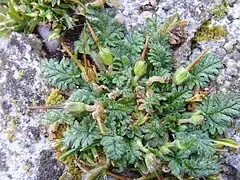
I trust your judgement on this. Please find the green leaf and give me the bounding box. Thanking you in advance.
[182,155,220,177]
[189,54,222,87]
[62,117,101,149]
[141,120,165,148]
[85,165,107,180]
[124,140,142,164]
[68,88,95,104]
[114,30,145,62]
[168,158,182,176]
[58,148,79,160]
[100,135,126,160]
[214,138,239,149]
[85,7,124,48]
[43,110,75,125]
[175,131,215,156]
[41,58,84,90]
[163,86,192,114]
[197,93,240,134]
[8,1,23,22]
[124,31,145,54]
[148,44,172,73]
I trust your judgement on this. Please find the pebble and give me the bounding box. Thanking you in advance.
[115,14,125,24]
[224,41,235,52]
[215,0,223,5]
[138,11,153,24]
[37,25,60,53]
[150,0,157,7]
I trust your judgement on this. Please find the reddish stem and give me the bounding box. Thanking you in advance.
[186,48,209,71]
[86,20,102,50]
[27,105,64,110]
[141,35,149,60]
[107,170,129,180]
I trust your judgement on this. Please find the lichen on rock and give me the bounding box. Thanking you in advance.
[194,20,227,42]
[0,33,64,179]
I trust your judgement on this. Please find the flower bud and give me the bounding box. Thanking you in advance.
[99,48,113,65]
[64,102,86,114]
[191,111,204,125]
[159,145,171,155]
[177,125,188,132]
[173,67,190,85]
[122,55,129,65]
[134,61,147,77]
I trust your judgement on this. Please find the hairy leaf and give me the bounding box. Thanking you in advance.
[182,155,220,177]
[100,135,126,160]
[189,54,222,87]
[41,58,83,90]
[162,86,192,114]
[197,93,240,134]
[125,140,142,164]
[175,131,215,156]
[43,110,75,125]
[68,88,95,104]
[62,117,101,149]
[142,120,165,148]
[148,44,172,73]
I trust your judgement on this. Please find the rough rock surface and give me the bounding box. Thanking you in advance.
[0,0,240,179]
[0,33,64,179]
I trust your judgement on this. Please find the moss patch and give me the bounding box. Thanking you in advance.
[45,88,64,106]
[194,21,227,42]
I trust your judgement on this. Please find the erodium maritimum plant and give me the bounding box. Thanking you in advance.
[28,5,240,180]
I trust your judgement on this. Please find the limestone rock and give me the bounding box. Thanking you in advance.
[0,33,64,179]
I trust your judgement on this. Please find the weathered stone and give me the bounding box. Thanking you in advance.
[0,33,63,179]
[224,41,235,52]
[36,150,65,180]
[115,13,125,24]
[149,0,157,7]
[37,25,60,53]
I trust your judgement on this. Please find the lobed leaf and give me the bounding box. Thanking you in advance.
[189,54,222,87]
[100,135,126,160]
[62,117,101,149]
[43,110,75,125]
[41,58,84,90]
[197,93,240,134]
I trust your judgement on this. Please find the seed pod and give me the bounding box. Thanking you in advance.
[173,67,190,85]
[64,102,86,114]
[122,55,129,65]
[177,125,188,132]
[160,145,171,155]
[134,61,147,77]
[191,111,204,125]
[99,48,113,65]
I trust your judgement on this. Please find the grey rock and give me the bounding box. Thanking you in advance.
[224,41,236,52]
[0,150,8,172]
[150,0,157,7]
[0,33,63,179]
[115,13,125,24]
[224,153,240,172]
[215,0,223,5]
[228,0,236,6]
[37,25,60,53]
[36,150,64,180]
